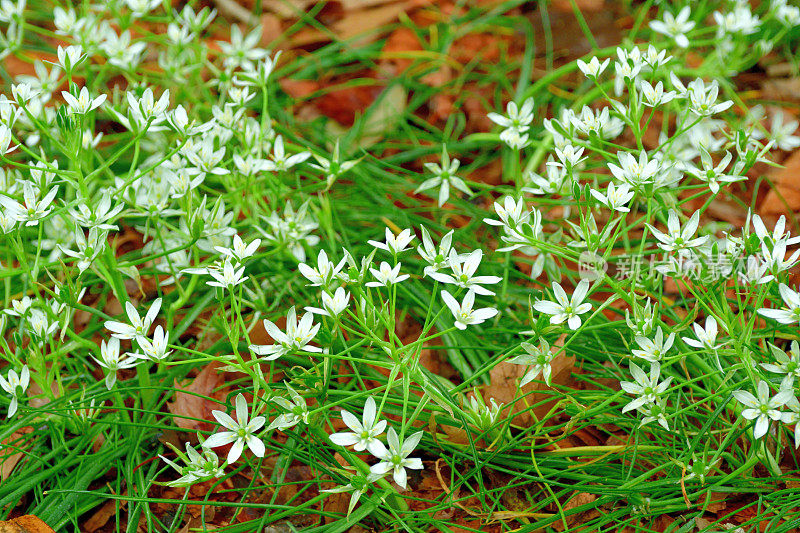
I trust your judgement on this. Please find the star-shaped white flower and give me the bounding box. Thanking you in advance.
[682,316,725,350]
[204,393,266,463]
[0,365,30,418]
[441,289,498,330]
[733,381,793,439]
[369,428,424,490]
[533,279,592,330]
[249,307,322,360]
[429,249,502,296]
[104,298,162,342]
[368,227,415,255]
[329,396,387,455]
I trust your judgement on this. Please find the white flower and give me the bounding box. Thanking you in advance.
[441,289,498,330]
[27,309,58,339]
[249,307,322,360]
[752,214,800,248]
[233,51,282,87]
[738,255,774,285]
[0,124,18,156]
[533,279,593,330]
[127,88,170,123]
[499,129,530,150]
[160,441,225,487]
[215,234,261,262]
[576,57,610,78]
[70,193,123,230]
[0,182,59,226]
[57,45,85,71]
[126,0,161,16]
[0,365,29,418]
[714,5,761,36]
[679,77,733,117]
[590,182,634,212]
[569,106,623,139]
[620,362,672,413]
[647,210,708,252]
[204,393,266,463]
[487,97,534,133]
[61,87,106,114]
[682,316,724,350]
[524,165,570,195]
[638,396,670,431]
[415,146,471,207]
[168,105,214,137]
[53,9,78,35]
[758,284,800,325]
[329,396,386,455]
[733,381,792,439]
[775,0,800,26]
[760,238,800,275]
[368,227,415,255]
[298,249,346,288]
[105,298,162,342]
[261,136,311,172]
[429,250,502,296]
[639,80,676,107]
[608,151,660,187]
[484,196,530,229]
[649,6,695,48]
[60,227,107,273]
[508,339,556,386]
[308,140,359,189]
[4,296,32,317]
[642,45,672,70]
[686,149,745,194]
[182,137,230,176]
[782,394,800,448]
[632,327,675,363]
[366,262,410,287]
[761,341,800,379]
[369,428,424,490]
[417,227,455,276]
[217,25,267,70]
[130,325,172,362]
[268,384,310,431]
[321,473,384,516]
[207,259,248,289]
[305,287,350,318]
[92,337,139,389]
[769,112,800,151]
[551,144,586,170]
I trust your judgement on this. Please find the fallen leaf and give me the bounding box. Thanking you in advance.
[167,363,224,431]
[759,150,800,217]
[279,79,320,99]
[83,498,124,533]
[1,427,33,481]
[326,83,407,147]
[486,334,573,425]
[563,491,596,511]
[261,14,283,45]
[761,78,800,102]
[0,516,54,533]
[379,27,424,76]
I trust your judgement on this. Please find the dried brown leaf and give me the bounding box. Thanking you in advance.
[1,427,32,481]
[759,150,800,217]
[486,334,573,425]
[167,363,224,431]
[0,516,54,533]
